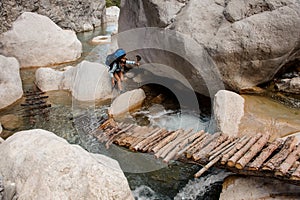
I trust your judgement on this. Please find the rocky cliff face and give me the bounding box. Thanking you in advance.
[0,0,106,34]
[119,0,300,96]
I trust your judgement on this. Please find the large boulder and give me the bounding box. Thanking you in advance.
[0,12,82,68]
[119,0,300,95]
[0,0,106,34]
[213,90,244,137]
[35,61,112,101]
[0,129,134,200]
[0,55,23,109]
[109,89,146,118]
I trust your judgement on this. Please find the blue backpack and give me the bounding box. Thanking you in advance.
[105,48,126,69]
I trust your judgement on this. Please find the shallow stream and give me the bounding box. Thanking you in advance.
[1,24,300,199]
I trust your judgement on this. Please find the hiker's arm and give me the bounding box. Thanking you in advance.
[126,60,139,66]
[109,63,117,78]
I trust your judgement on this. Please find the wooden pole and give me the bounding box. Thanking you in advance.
[192,133,227,161]
[220,136,249,165]
[194,155,222,178]
[247,138,283,170]
[276,145,300,176]
[291,163,300,180]
[262,136,297,171]
[235,133,270,169]
[209,138,239,161]
[227,133,262,167]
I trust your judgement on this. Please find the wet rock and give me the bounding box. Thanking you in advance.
[151,94,165,104]
[0,129,134,200]
[239,86,266,94]
[220,176,300,200]
[0,12,82,68]
[275,77,300,94]
[0,114,22,131]
[0,130,14,140]
[0,55,23,110]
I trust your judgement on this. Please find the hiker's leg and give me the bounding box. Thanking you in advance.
[114,73,122,91]
[119,71,124,81]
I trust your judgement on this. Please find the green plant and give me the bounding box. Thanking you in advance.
[106,0,121,7]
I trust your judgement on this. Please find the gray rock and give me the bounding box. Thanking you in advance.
[213,90,245,137]
[0,0,106,34]
[35,61,113,101]
[0,55,23,109]
[0,12,82,68]
[275,77,300,94]
[119,0,300,96]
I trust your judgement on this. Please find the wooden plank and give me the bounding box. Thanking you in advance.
[247,138,283,170]
[291,163,300,180]
[276,145,300,176]
[131,129,164,151]
[227,133,262,167]
[209,138,239,161]
[194,155,222,178]
[262,136,297,171]
[220,136,249,165]
[152,129,182,153]
[176,130,205,157]
[235,133,270,169]
[157,129,193,159]
[192,133,227,161]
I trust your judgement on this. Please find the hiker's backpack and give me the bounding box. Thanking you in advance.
[105,48,126,69]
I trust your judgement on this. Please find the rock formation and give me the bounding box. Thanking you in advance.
[0,12,82,68]
[118,0,300,96]
[0,0,106,34]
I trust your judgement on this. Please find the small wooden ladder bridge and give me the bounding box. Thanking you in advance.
[92,118,300,185]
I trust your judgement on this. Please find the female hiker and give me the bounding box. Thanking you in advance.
[106,49,140,93]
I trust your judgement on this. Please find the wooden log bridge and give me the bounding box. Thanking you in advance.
[92,119,300,185]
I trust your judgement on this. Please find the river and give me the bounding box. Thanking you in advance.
[1,24,299,199]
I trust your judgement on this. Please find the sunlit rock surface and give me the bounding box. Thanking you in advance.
[0,12,82,68]
[0,0,106,33]
[0,55,23,109]
[213,90,244,137]
[36,61,112,101]
[0,129,134,200]
[109,89,146,118]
